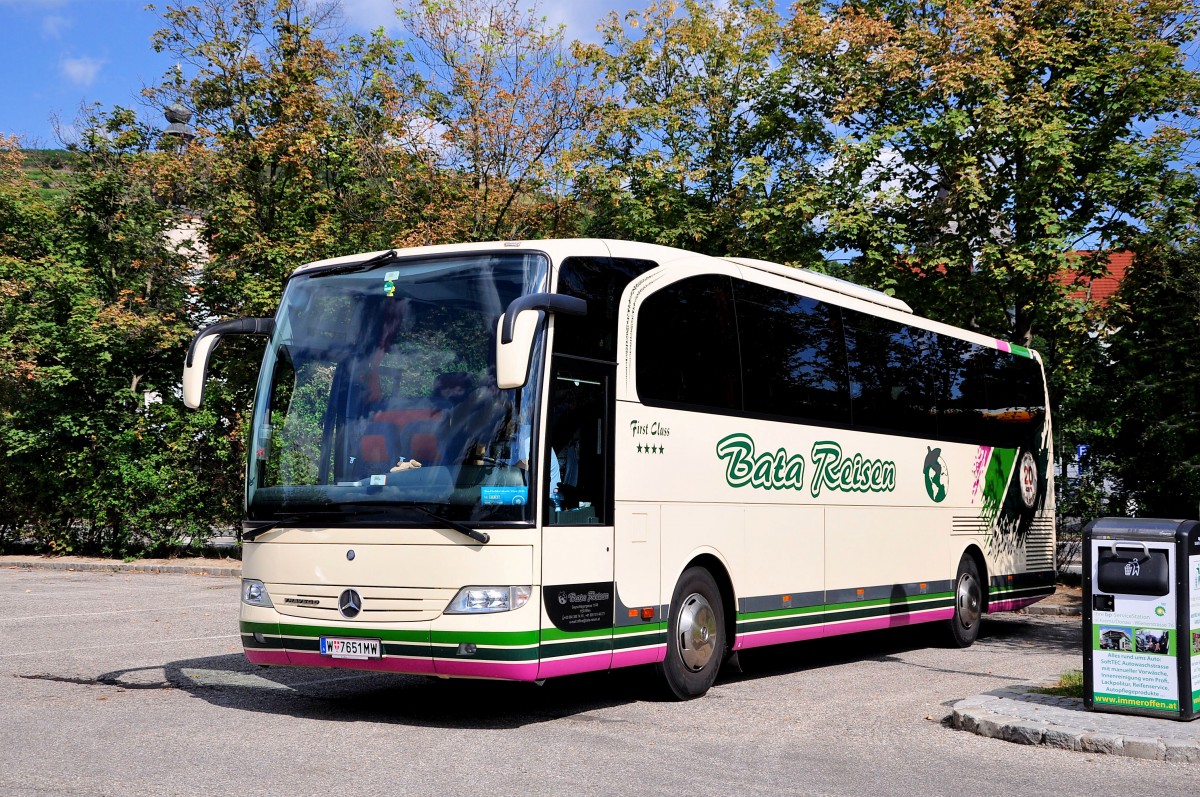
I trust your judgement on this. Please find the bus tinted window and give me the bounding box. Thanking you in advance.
[732,280,851,425]
[634,273,1045,448]
[556,257,657,362]
[637,275,741,411]
[843,312,942,437]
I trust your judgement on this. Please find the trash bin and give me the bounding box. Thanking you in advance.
[1082,517,1200,721]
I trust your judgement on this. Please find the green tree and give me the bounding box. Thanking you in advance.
[0,112,237,554]
[397,0,597,242]
[1094,242,1200,516]
[788,0,1200,344]
[576,0,830,262]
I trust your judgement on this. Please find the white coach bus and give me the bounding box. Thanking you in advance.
[183,239,1054,699]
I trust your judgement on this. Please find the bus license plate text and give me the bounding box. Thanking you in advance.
[319,637,382,660]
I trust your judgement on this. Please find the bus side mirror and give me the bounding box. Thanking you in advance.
[495,294,586,390]
[183,317,276,408]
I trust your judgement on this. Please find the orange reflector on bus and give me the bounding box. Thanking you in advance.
[628,608,638,618]
[641,607,655,620]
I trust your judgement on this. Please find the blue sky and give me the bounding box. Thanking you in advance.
[0,0,628,148]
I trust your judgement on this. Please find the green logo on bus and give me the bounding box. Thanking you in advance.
[715,434,896,496]
[923,447,948,503]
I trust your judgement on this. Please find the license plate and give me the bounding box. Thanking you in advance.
[319,637,382,660]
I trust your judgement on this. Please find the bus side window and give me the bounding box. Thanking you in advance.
[732,280,851,425]
[636,275,740,411]
[545,365,610,526]
[556,256,657,362]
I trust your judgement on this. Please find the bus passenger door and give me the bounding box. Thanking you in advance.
[538,359,615,677]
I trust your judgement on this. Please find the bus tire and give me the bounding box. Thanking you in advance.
[656,566,726,700]
[947,554,983,648]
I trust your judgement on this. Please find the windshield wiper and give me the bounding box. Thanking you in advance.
[242,508,387,541]
[410,505,490,545]
[307,249,398,278]
[245,503,489,545]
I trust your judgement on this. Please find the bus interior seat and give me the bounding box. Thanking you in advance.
[353,421,402,478]
[367,408,443,465]
[396,419,442,465]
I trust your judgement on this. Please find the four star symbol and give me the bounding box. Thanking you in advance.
[636,443,665,454]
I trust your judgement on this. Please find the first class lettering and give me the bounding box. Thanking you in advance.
[630,420,670,438]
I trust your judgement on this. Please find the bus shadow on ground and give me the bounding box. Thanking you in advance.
[64,653,651,729]
[724,613,1080,685]
[24,615,1075,727]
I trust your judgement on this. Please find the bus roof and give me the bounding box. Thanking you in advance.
[289,238,1034,361]
[294,240,907,313]
[721,256,913,314]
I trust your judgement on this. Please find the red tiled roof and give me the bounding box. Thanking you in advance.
[1058,251,1131,305]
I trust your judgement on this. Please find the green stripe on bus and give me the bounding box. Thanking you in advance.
[539,638,613,657]
[736,596,953,633]
[274,636,431,658]
[431,645,539,662]
[430,629,538,646]
[540,622,667,642]
[614,631,666,650]
[1009,344,1033,358]
[242,621,538,648]
[823,592,953,613]
[737,591,953,623]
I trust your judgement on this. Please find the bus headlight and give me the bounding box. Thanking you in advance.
[241,579,274,608]
[445,586,532,614]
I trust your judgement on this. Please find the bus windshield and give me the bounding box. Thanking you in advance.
[246,251,549,525]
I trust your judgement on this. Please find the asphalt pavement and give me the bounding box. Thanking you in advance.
[2,554,1200,777]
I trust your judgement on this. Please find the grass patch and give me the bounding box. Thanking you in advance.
[1033,669,1084,698]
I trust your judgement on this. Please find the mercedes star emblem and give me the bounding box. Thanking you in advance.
[338,588,363,619]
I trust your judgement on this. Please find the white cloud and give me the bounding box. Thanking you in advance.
[60,55,104,87]
[42,14,70,39]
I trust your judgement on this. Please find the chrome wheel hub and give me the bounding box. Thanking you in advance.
[956,572,981,630]
[677,592,718,671]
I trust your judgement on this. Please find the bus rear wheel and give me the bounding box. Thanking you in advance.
[657,566,726,700]
[947,554,983,648]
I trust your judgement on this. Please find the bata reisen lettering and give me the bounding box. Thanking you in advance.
[715,433,805,490]
[808,441,896,497]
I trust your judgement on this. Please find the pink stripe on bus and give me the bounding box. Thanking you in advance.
[734,608,955,650]
[244,649,290,666]
[988,597,1044,613]
[613,646,666,668]
[537,652,612,679]
[434,659,540,681]
[282,651,438,675]
[734,624,823,650]
[996,340,1012,352]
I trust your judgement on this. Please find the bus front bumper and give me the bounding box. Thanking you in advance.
[239,604,542,681]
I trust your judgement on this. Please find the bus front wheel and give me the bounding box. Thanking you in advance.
[947,554,983,648]
[657,566,726,700]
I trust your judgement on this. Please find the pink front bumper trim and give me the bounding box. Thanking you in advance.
[244,649,290,666]
[283,651,438,674]
[434,659,540,681]
[244,648,542,681]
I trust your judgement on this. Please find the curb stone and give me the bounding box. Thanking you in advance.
[951,685,1200,762]
[0,558,241,578]
[1023,604,1081,616]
